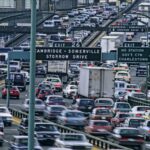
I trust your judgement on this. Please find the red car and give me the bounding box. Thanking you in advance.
[2,86,20,99]
[35,83,52,96]
[111,112,130,128]
[84,120,112,136]
[37,89,53,101]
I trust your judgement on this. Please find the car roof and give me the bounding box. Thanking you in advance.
[96,98,113,101]
[47,105,66,108]
[13,135,28,139]
[115,127,139,130]
[47,95,62,98]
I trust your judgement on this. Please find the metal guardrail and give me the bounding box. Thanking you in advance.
[9,108,133,150]
[128,96,150,107]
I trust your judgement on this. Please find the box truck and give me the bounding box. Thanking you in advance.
[78,67,114,98]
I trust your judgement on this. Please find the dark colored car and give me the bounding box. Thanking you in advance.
[72,99,95,116]
[34,123,60,145]
[36,65,46,77]
[18,118,43,135]
[108,127,144,149]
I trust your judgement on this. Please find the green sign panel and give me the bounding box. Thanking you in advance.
[118,47,150,63]
[36,47,101,61]
[109,25,146,32]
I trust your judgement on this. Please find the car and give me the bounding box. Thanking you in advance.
[112,102,131,114]
[108,127,144,148]
[35,83,53,96]
[22,99,45,115]
[18,118,43,135]
[114,91,126,102]
[131,106,150,117]
[63,85,78,98]
[94,98,114,108]
[1,86,20,99]
[125,84,141,92]
[8,136,43,150]
[0,107,12,126]
[124,91,146,101]
[37,89,53,101]
[55,133,92,150]
[45,77,63,92]
[20,70,30,84]
[45,95,65,106]
[43,105,67,120]
[62,15,69,22]
[138,120,150,140]
[84,120,112,136]
[90,107,113,121]
[111,112,130,128]
[71,98,95,116]
[35,122,60,145]
[36,65,46,77]
[57,110,87,129]
[124,117,145,128]
[115,71,131,83]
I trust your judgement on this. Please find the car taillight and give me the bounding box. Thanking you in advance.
[135,90,141,92]
[120,137,128,140]
[136,114,142,117]
[148,130,150,133]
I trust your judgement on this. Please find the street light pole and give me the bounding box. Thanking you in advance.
[28,0,36,149]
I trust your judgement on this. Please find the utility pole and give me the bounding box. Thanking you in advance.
[28,0,36,149]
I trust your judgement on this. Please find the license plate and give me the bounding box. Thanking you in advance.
[102,117,106,119]
[128,138,135,142]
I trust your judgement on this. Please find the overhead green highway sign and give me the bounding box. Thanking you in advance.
[109,25,146,32]
[118,47,150,63]
[36,47,101,61]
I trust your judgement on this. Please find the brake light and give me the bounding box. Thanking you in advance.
[136,114,142,117]
[148,130,150,133]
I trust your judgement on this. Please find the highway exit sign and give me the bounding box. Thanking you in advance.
[118,47,150,63]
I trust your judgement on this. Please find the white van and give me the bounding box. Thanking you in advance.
[115,80,127,92]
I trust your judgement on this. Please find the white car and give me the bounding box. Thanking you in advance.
[131,106,150,117]
[55,133,92,150]
[22,99,45,114]
[115,71,131,83]
[0,107,13,126]
[63,85,78,98]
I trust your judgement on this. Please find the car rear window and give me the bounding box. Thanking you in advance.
[66,112,84,117]
[80,100,94,106]
[119,114,130,118]
[93,121,109,126]
[129,119,145,127]
[51,107,65,111]
[62,135,84,141]
[96,109,110,115]
[117,103,130,109]
[133,93,146,99]
[137,107,150,111]
[35,124,57,131]
[97,100,113,106]
[120,129,139,135]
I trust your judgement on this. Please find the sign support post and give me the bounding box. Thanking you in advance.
[6,58,10,108]
[28,0,36,150]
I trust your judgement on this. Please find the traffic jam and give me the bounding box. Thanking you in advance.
[0,0,150,150]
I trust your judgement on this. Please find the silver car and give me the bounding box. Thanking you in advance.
[22,99,45,115]
[57,110,87,129]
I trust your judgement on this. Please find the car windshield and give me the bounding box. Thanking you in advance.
[39,84,50,89]
[39,90,50,94]
[80,100,94,106]
[61,135,84,141]
[35,124,57,131]
[127,85,138,89]
[50,79,60,83]
[117,103,130,109]
[129,119,145,127]
[0,108,6,113]
[93,121,109,126]
[66,112,84,117]
[120,129,139,135]
[51,107,65,112]
[97,100,112,106]
[96,109,111,115]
